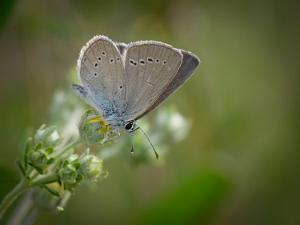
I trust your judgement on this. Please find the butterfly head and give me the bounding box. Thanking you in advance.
[124,121,137,133]
[104,114,137,133]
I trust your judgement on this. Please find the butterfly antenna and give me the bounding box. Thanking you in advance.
[138,127,159,159]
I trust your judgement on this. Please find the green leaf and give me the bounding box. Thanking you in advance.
[44,185,61,197]
[47,158,54,165]
[28,163,43,174]
[45,147,54,154]
[23,137,32,171]
[76,174,84,182]
[62,160,68,167]
[73,161,81,169]
[16,160,26,176]
[35,142,42,151]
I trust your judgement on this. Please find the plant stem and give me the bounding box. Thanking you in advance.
[6,190,36,225]
[0,179,28,219]
[30,174,58,186]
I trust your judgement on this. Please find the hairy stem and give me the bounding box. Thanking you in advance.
[6,190,36,225]
[0,179,28,219]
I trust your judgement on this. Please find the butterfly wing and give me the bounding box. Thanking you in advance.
[122,41,183,121]
[76,35,126,116]
[122,42,200,121]
[134,50,200,120]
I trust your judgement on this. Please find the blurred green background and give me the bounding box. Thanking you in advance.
[0,0,299,224]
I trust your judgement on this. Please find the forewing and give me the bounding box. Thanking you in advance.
[123,41,183,121]
[77,35,126,115]
[135,50,200,120]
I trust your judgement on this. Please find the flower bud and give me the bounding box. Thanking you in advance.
[79,155,104,182]
[27,147,54,174]
[57,165,78,190]
[57,154,81,191]
[35,124,61,147]
[79,109,115,144]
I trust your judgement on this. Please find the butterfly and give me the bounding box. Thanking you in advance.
[72,35,200,157]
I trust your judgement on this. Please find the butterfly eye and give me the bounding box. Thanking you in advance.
[125,122,134,131]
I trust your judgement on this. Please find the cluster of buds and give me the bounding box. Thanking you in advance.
[57,152,106,192]
[0,70,192,220]
[13,79,190,213]
[17,124,106,198]
[18,125,60,176]
[1,66,192,219]
[27,144,54,174]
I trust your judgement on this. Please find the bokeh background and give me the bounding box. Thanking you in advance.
[1,0,299,224]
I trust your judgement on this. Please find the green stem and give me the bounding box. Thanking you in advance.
[57,191,71,211]
[6,191,36,225]
[30,174,58,186]
[0,179,28,219]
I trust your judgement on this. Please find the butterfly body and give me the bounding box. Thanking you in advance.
[73,35,200,133]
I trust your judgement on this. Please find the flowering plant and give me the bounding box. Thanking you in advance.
[0,71,190,224]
